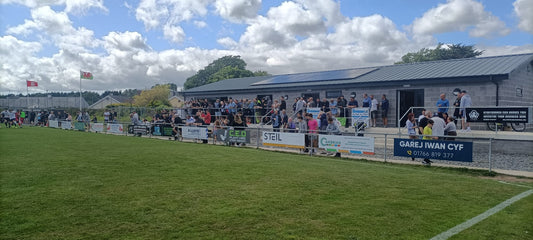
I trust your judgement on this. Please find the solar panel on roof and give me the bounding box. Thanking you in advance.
[251,67,378,86]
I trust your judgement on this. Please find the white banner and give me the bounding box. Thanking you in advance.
[182,127,209,140]
[318,134,374,155]
[91,123,104,132]
[262,131,305,149]
[352,108,370,127]
[49,120,59,128]
[106,124,124,134]
[60,121,71,129]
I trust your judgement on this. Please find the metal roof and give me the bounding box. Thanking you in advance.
[184,53,533,94]
[251,67,377,86]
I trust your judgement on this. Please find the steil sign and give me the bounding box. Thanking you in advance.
[262,131,305,149]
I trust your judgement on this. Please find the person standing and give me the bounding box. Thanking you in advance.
[271,110,281,132]
[279,96,286,111]
[370,95,378,127]
[330,99,338,116]
[453,93,462,126]
[307,113,319,153]
[337,95,347,117]
[104,110,111,123]
[362,93,371,108]
[431,114,446,139]
[406,113,417,161]
[459,90,472,132]
[380,94,389,127]
[422,119,435,165]
[436,93,449,118]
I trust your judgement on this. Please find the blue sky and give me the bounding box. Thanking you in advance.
[0,0,532,93]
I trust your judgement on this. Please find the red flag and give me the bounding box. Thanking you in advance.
[80,71,93,80]
[27,80,38,87]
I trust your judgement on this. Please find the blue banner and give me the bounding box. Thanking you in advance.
[393,138,473,162]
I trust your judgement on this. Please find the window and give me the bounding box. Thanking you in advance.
[326,90,342,98]
[516,88,523,97]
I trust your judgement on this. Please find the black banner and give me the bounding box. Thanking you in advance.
[465,107,529,123]
[128,125,149,135]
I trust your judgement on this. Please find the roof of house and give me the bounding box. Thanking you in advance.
[184,53,533,94]
[89,95,132,109]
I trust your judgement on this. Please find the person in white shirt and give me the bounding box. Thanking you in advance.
[431,114,446,139]
[370,95,379,127]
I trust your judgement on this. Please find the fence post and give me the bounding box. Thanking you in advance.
[384,134,387,162]
[256,126,260,149]
[488,138,492,173]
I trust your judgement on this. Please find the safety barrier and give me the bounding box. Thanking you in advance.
[43,121,532,175]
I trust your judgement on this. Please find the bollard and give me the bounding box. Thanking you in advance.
[256,126,260,149]
[488,138,492,173]
[384,134,387,162]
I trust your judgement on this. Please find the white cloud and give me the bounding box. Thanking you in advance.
[480,44,533,57]
[217,37,238,49]
[411,0,510,38]
[163,24,186,43]
[193,20,207,28]
[135,0,211,43]
[1,0,107,13]
[7,6,98,52]
[1,0,530,93]
[0,36,42,89]
[514,0,533,33]
[214,0,261,23]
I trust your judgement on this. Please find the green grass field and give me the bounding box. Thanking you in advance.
[1,127,532,239]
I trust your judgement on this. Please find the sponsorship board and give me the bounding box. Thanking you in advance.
[60,121,71,129]
[215,129,250,143]
[394,138,473,162]
[182,126,209,140]
[318,134,375,155]
[128,125,149,135]
[90,123,104,132]
[466,107,529,123]
[262,131,305,149]
[352,108,370,127]
[49,120,59,128]
[306,108,321,119]
[74,122,85,131]
[107,124,124,134]
[152,124,174,136]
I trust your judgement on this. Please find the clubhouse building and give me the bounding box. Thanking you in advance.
[183,53,533,128]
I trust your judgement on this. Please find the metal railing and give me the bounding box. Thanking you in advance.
[40,121,533,174]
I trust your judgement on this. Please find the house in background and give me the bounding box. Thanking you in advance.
[89,94,132,109]
[168,95,184,108]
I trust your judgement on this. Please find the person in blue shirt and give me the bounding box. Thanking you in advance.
[436,93,449,116]
[381,94,389,127]
[362,93,371,108]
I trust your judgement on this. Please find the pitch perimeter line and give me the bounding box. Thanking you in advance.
[430,189,533,240]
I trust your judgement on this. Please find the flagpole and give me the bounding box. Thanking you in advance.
[79,70,82,112]
[26,81,29,109]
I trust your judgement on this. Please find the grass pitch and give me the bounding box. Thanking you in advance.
[1,127,532,239]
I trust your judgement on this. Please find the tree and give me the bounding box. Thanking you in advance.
[395,43,484,64]
[183,55,268,89]
[152,83,178,91]
[133,85,171,107]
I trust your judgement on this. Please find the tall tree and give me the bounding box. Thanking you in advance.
[133,85,171,107]
[395,43,484,64]
[183,55,268,89]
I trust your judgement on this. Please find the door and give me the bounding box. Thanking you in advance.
[397,89,424,127]
[301,93,320,102]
